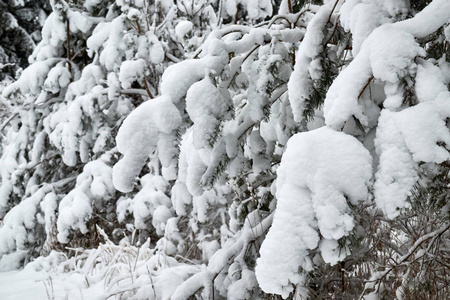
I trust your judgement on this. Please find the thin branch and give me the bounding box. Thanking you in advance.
[326,0,341,25]
[119,89,150,97]
[0,112,19,133]
[143,78,154,99]
[66,18,73,82]
[361,224,450,298]
[358,76,374,99]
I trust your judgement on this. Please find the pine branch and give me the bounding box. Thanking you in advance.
[361,223,450,299]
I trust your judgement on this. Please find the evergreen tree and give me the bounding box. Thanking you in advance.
[0,0,51,79]
[0,0,448,299]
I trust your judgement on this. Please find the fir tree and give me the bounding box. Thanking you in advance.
[0,0,448,299]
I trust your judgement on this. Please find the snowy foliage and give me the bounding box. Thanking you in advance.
[0,0,449,299]
[0,0,50,79]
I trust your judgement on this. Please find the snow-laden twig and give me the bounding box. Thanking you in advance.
[361,223,450,299]
[170,212,274,300]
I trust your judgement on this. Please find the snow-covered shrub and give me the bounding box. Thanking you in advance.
[0,0,449,299]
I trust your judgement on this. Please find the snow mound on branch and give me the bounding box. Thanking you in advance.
[161,59,206,103]
[175,20,193,39]
[43,63,72,94]
[119,59,145,89]
[415,61,448,103]
[113,95,182,192]
[86,22,111,56]
[161,39,228,103]
[67,10,93,34]
[374,93,450,219]
[395,0,450,38]
[186,78,230,149]
[287,3,332,123]
[325,0,450,130]
[340,0,408,56]
[117,174,172,234]
[324,25,424,130]
[0,190,47,261]
[256,126,372,298]
[175,129,208,198]
[57,160,115,243]
[137,32,165,65]
[98,16,127,71]
[29,13,65,62]
[2,60,53,97]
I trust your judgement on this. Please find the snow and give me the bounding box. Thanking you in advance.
[324,25,424,130]
[395,0,450,38]
[176,129,208,197]
[161,39,228,103]
[325,0,450,130]
[0,242,199,300]
[137,33,165,65]
[0,189,48,264]
[225,0,238,16]
[287,3,332,123]
[67,10,93,34]
[186,78,231,149]
[161,60,207,103]
[43,63,72,94]
[2,60,53,97]
[120,173,173,233]
[227,268,258,300]
[175,20,193,39]
[119,59,146,89]
[87,22,112,56]
[369,27,423,83]
[57,190,92,243]
[415,60,448,103]
[256,126,372,297]
[344,3,387,56]
[99,16,127,71]
[29,13,65,62]
[1,0,449,299]
[157,133,179,180]
[113,95,181,192]
[57,160,115,243]
[0,269,61,299]
[248,0,272,19]
[383,81,403,110]
[84,0,102,11]
[171,181,192,216]
[340,0,410,56]
[374,93,450,218]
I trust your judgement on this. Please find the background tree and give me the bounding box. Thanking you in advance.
[0,0,448,299]
[0,0,51,79]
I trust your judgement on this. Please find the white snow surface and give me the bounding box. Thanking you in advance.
[256,126,372,298]
[287,3,332,123]
[415,60,448,103]
[339,0,409,56]
[325,0,450,130]
[57,159,115,243]
[186,78,230,149]
[161,39,228,103]
[119,59,146,89]
[0,242,200,300]
[324,25,424,130]
[175,20,193,39]
[113,95,182,192]
[374,93,450,218]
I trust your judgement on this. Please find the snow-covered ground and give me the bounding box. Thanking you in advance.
[0,269,105,300]
[0,269,52,300]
